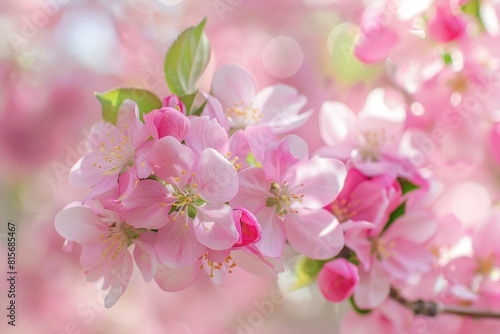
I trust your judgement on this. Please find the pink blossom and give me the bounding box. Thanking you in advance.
[150,136,239,267]
[54,201,158,307]
[344,211,437,308]
[69,106,151,200]
[318,258,359,302]
[231,135,346,259]
[318,88,409,177]
[208,64,312,134]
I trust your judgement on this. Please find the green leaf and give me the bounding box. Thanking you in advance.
[179,92,197,115]
[293,257,330,290]
[95,88,162,124]
[326,23,382,85]
[381,202,406,234]
[398,178,420,195]
[349,296,372,315]
[164,18,211,96]
[462,0,484,29]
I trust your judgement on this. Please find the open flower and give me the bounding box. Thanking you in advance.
[150,136,240,267]
[55,201,158,307]
[231,135,346,259]
[69,106,151,200]
[207,64,312,134]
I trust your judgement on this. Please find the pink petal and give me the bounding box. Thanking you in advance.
[212,64,256,109]
[155,217,207,268]
[255,207,287,258]
[289,157,347,209]
[231,250,284,277]
[150,136,196,185]
[69,154,104,188]
[253,84,309,134]
[133,231,159,282]
[104,253,133,308]
[285,209,344,259]
[353,264,391,309]
[120,179,174,229]
[185,116,229,156]
[154,264,199,292]
[262,110,313,135]
[55,206,107,245]
[192,148,238,203]
[134,140,154,179]
[343,220,377,271]
[355,18,399,64]
[201,92,230,130]
[193,203,239,250]
[319,101,358,159]
[230,167,270,213]
[383,211,437,244]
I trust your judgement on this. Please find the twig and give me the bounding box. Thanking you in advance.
[390,289,500,319]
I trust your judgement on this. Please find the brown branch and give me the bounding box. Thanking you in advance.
[390,289,500,320]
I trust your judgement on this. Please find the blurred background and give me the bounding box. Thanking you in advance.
[0,0,361,333]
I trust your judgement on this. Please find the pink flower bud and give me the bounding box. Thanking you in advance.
[144,107,190,141]
[232,207,262,247]
[162,95,186,114]
[318,258,359,303]
[428,6,465,43]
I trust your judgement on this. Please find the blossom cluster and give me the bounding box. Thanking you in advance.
[54,2,500,332]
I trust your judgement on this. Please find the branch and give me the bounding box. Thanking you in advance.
[390,289,500,319]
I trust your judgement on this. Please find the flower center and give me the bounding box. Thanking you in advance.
[266,181,304,218]
[225,101,263,130]
[169,172,206,221]
[372,238,396,260]
[358,129,386,162]
[94,131,135,175]
[331,198,359,223]
[201,253,237,278]
[100,222,138,259]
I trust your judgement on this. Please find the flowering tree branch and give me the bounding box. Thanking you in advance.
[390,289,500,319]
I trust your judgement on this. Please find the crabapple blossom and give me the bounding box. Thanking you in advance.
[69,106,152,200]
[55,201,158,307]
[208,64,312,134]
[231,135,346,259]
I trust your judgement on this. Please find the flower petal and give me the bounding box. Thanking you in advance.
[192,148,238,203]
[185,116,229,156]
[55,206,107,245]
[150,136,196,185]
[289,157,346,209]
[154,263,199,292]
[284,209,344,259]
[194,203,239,250]
[120,179,174,229]
[133,231,160,283]
[155,217,207,268]
[230,167,269,213]
[212,64,256,109]
[255,207,286,258]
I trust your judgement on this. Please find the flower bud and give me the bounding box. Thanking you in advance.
[232,207,262,247]
[318,258,359,303]
[162,95,186,114]
[144,107,190,141]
